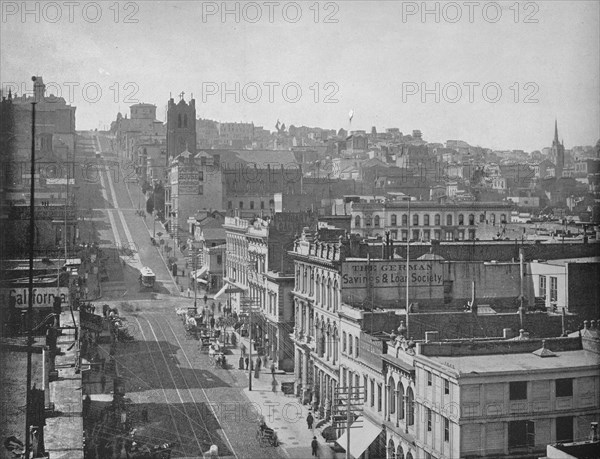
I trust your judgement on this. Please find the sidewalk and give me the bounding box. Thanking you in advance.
[226,341,345,459]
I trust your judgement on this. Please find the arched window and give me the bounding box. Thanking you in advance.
[327,279,332,308]
[388,440,397,459]
[397,382,405,421]
[391,214,397,226]
[424,214,430,226]
[413,214,419,226]
[349,334,353,355]
[469,214,475,225]
[389,377,396,414]
[446,214,453,226]
[355,215,361,227]
[316,275,321,303]
[342,331,347,353]
[374,215,380,227]
[480,213,485,223]
[435,214,441,226]
[407,387,415,426]
[402,214,408,226]
[302,268,307,293]
[500,213,507,224]
[184,114,188,128]
[178,114,182,128]
[321,278,326,306]
[309,269,314,296]
[332,327,338,365]
[406,452,413,459]
[458,214,464,225]
[397,445,404,459]
[333,280,339,310]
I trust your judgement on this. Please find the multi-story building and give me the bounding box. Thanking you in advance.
[383,330,599,459]
[290,230,344,410]
[350,198,513,241]
[222,213,315,370]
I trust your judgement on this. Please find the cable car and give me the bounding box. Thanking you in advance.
[139,267,156,289]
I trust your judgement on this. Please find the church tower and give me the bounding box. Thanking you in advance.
[552,119,565,179]
[166,93,197,162]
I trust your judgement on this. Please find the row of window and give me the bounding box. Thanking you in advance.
[509,379,572,400]
[227,199,275,210]
[425,370,451,395]
[508,417,574,449]
[342,332,359,357]
[387,228,477,241]
[355,213,507,228]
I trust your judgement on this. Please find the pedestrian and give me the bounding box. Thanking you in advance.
[187,288,191,298]
[311,436,319,457]
[271,363,275,376]
[307,411,314,430]
[256,357,262,372]
[245,356,249,370]
[210,316,215,329]
[238,355,244,370]
[100,374,106,392]
[271,378,277,393]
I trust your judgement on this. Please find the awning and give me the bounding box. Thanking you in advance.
[191,266,208,280]
[336,416,382,459]
[214,284,246,299]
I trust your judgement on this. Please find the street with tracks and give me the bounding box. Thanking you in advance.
[78,133,289,459]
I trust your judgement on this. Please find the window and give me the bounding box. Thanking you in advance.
[468,229,476,240]
[402,214,408,226]
[445,231,453,241]
[480,214,485,223]
[446,214,453,226]
[401,230,408,241]
[355,216,361,227]
[458,214,464,225]
[423,230,431,241]
[198,185,204,195]
[424,214,430,226]
[444,379,450,395]
[444,417,450,441]
[365,216,372,227]
[239,201,244,209]
[370,380,375,407]
[550,276,558,302]
[342,368,347,388]
[413,214,419,226]
[228,201,232,209]
[250,201,255,209]
[427,371,432,386]
[261,201,265,209]
[469,214,475,225]
[510,381,527,400]
[412,230,420,241]
[434,230,441,240]
[374,215,380,227]
[539,276,547,297]
[556,378,573,397]
[198,171,204,181]
[391,214,397,226]
[556,416,574,443]
[355,336,359,357]
[377,384,382,412]
[364,376,368,402]
[342,332,346,353]
[217,255,222,264]
[427,408,432,431]
[348,334,353,355]
[391,230,398,240]
[458,230,465,240]
[508,420,534,449]
[435,214,441,225]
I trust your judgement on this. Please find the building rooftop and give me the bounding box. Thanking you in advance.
[425,348,598,376]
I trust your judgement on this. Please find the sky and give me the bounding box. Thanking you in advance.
[1,0,599,151]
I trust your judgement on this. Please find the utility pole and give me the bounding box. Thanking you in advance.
[406,195,411,338]
[332,385,364,459]
[25,80,37,459]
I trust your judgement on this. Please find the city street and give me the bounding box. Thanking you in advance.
[77,133,311,459]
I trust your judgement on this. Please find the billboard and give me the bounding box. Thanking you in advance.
[1,287,70,308]
[341,260,443,289]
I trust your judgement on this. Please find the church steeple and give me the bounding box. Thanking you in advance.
[554,119,559,145]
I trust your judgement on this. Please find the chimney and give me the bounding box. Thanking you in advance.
[425,331,439,343]
[503,328,513,339]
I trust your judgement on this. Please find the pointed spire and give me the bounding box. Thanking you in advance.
[554,119,559,143]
